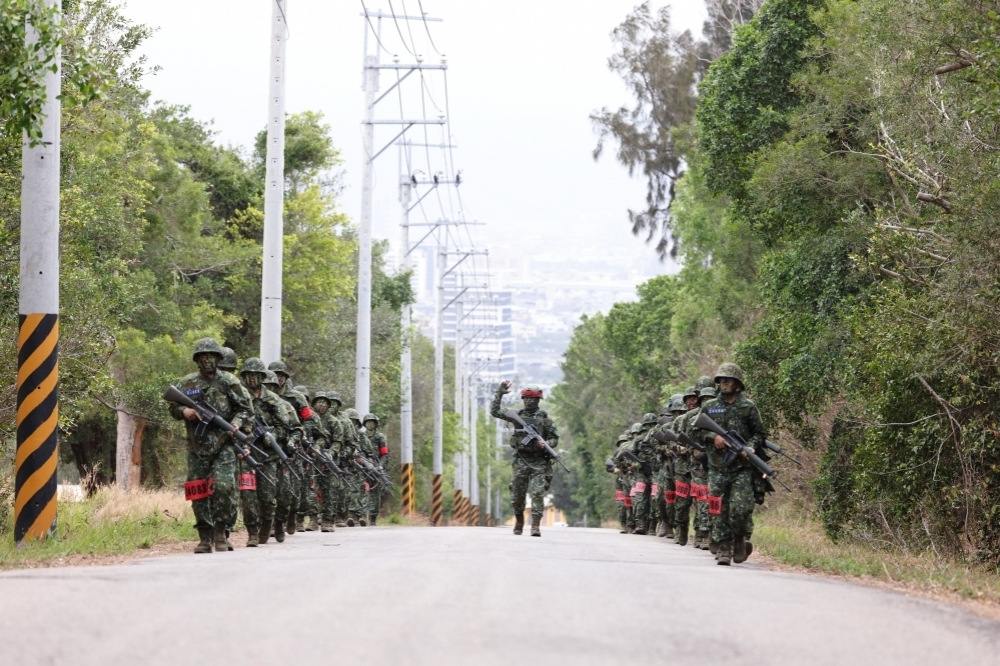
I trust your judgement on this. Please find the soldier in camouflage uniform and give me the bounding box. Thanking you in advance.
[344,408,375,526]
[216,347,245,541]
[694,363,767,565]
[628,413,658,535]
[328,393,358,526]
[690,385,717,549]
[363,414,390,526]
[169,338,253,554]
[656,395,685,539]
[490,382,559,537]
[650,403,674,539]
[259,371,305,542]
[310,391,339,532]
[267,361,319,535]
[293,384,325,531]
[620,423,642,532]
[239,361,303,545]
[606,433,630,532]
[668,386,700,546]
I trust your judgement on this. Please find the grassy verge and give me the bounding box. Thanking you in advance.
[0,486,196,569]
[754,503,1000,604]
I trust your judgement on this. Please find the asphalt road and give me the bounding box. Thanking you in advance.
[1,526,998,665]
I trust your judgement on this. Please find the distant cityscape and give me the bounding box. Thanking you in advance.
[392,237,672,392]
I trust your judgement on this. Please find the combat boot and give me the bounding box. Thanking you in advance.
[194,527,213,554]
[273,516,286,543]
[648,518,658,535]
[321,518,335,533]
[716,539,733,566]
[733,536,748,563]
[634,519,647,535]
[698,531,711,550]
[619,519,627,534]
[286,513,297,536]
[627,524,636,534]
[663,524,674,539]
[656,520,668,538]
[258,521,271,545]
[297,515,306,532]
[709,538,719,555]
[347,512,357,527]
[370,515,378,526]
[213,525,230,552]
[246,526,259,547]
[530,515,542,537]
[513,513,524,535]
[359,516,368,526]
[675,524,689,547]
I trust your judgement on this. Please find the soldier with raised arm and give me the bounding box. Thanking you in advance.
[490,381,559,537]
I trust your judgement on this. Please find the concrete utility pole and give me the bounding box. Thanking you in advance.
[454,300,465,523]
[16,0,61,543]
[398,172,414,514]
[470,378,479,524]
[432,245,445,525]
[260,0,288,364]
[495,417,504,525]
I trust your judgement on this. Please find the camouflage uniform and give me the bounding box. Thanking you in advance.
[628,414,659,535]
[334,405,359,524]
[690,385,716,549]
[490,388,559,530]
[268,361,319,533]
[694,364,767,565]
[169,339,253,553]
[345,409,376,524]
[606,435,630,532]
[364,414,390,525]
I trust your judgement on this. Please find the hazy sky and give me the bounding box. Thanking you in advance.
[124,0,706,270]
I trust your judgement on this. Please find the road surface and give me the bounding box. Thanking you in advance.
[1,526,998,665]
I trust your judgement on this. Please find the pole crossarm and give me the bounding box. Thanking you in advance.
[368,119,445,125]
[370,63,448,70]
[359,10,442,22]
[442,250,488,279]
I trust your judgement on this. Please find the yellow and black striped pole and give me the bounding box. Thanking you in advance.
[453,488,463,525]
[431,473,442,525]
[16,0,61,544]
[400,462,413,514]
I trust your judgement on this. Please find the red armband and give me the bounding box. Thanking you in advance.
[184,478,215,501]
[708,495,723,515]
[665,490,677,504]
[615,490,624,502]
[379,446,389,456]
[624,497,633,508]
[651,484,659,496]
[299,406,313,419]
[629,485,637,497]
[675,481,690,499]
[697,484,709,502]
[237,473,256,491]
[634,481,647,493]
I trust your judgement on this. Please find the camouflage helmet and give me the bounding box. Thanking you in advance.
[268,360,290,378]
[520,384,543,399]
[699,386,717,400]
[191,337,224,362]
[659,404,671,416]
[683,385,698,400]
[219,347,238,370]
[240,357,267,375]
[630,423,643,435]
[343,408,361,423]
[311,390,328,403]
[294,385,310,401]
[327,391,342,405]
[262,370,280,386]
[695,375,715,391]
[641,412,658,426]
[714,362,745,386]
[363,413,379,425]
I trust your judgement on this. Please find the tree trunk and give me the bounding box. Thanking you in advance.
[112,360,143,491]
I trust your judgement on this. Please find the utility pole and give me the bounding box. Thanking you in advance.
[260,0,288,364]
[453,299,465,523]
[16,0,61,543]
[432,245,445,525]
[470,377,479,525]
[495,417,504,525]
[398,161,414,514]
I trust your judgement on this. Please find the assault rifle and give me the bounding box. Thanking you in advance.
[763,439,802,467]
[694,412,791,492]
[654,426,706,452]
[504,409,570,473]
[353,454,393,489]
[302,438,350,478]
[295,448,326,476]
[251,416,301,481]
[163,385,275,485]
[615,447,650,476]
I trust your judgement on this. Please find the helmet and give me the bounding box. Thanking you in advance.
[695,375,714,391]
[327,391,342,405]
[240,357,267,375]
[219,347,238,370]
[659,404,672,416]
[191,338,224,362]
[699,386,717,399]
[683,385,698,400]
[363,413,379,425]
[520,384,543,399]
[262,370,280,386]
[630,423,643,434]
[294,385,309,400]
[669,393,686,413]
[312,390,328,403]
[268,360,290,378]
[641,413,657,425]
[343,408,360,422]
[714,362,745,386]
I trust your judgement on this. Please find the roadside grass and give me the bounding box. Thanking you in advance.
[754,503,1000,604]
[0,486,195,569]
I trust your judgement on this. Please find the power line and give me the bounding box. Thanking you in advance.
[417,0,445,55]
[359,0,397,57]
[387,0,417,56]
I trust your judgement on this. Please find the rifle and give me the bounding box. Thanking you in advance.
[763,439,802,467]
[251,416,301,481]
[163,385,275,486]
[615,447,650,476]
[694,412,791,492]
[302,439,350,478]
[654,427,706,452]
[503,409,570,473]
[354,454,393,488]
[295,448,326,476]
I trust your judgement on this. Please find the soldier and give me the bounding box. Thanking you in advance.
[168,338,253,554]
[490,382,559,537]
[219,347,238,373]
[626,413,658,535]
[363,414,390,526]
[669,386,700,546]
[260,370,305,542]
[606,433,630,533]
[267,361,319,535]
[344,408,375,526]
[690,385,716,549]
[310,391,339,532]
[620,423,643,533]
[650,403,674,539]
[694,363,767,565]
